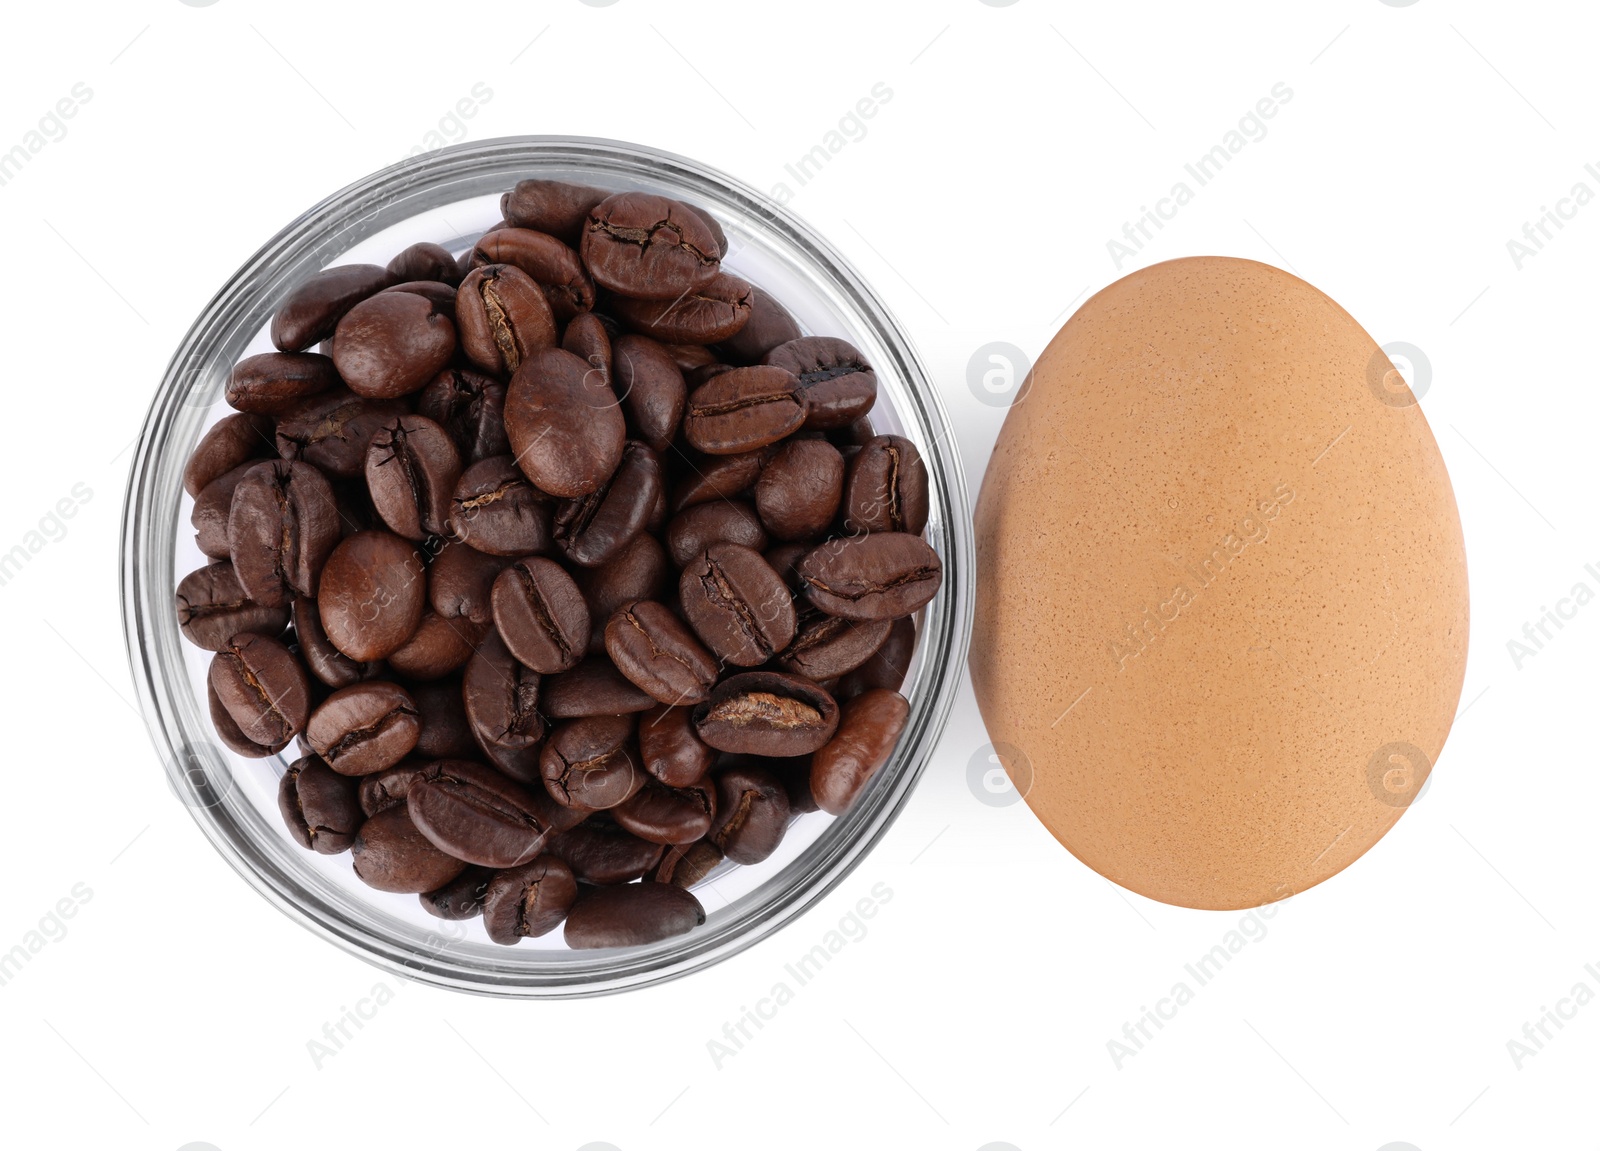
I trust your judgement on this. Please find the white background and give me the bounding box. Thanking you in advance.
[0,2,1595,1149]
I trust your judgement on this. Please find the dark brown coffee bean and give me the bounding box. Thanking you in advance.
[275,389,409,480]
[388,241,462,285]
[574,531,671,655]
[363,414,463,540]
[481,857,579,943]
[666,343,720,373]
[358,761,427,816]
[456,264,558,376]
[562,310,612,383]
[227,352,340,415]
[649,840,724,887]
[427,540,508,626]
[272,263,396,353]
[351,804,469,894]
[185,413,276,500]
[208,677,286,757]
[612,272,751,344]
[540,714,644,809]
[708,763,790,864]
[291,596,384,688]
[448,455,551,556]
[763,754,818,813]
[776,608,891,680]
[564,882,705,949]
[605,601,720,706]
[612,335,686,452]
[799,532,942,621]
[544,817,664,884]
[719,286,803,363]
[764,542,811,593]
[462,631,545,760]
[692,671,839,756]
[279,755,363,854]
[317,530,427,661]
[382,280,459,316]
[810,688,909,815]
[838,615,915,698]
[504,347,626,499]
[638,704,715,788]
[191,464,255,559]
[472,227,595,321]
[410,676,479,759]
[503,179,607,244]
[763,336,877,430]
[306,681,420,776]
[227,459,340,607]
[843,434,928,535]
[668,450,765,513]
[385,612,483,681]
[664,501,768,568]
[682,365,806,455]
[209,632,312,747]
[754,439,844,541]
[415,368,510,462]
[552,441,662,567]
[332,290,457,399]
[420,865,493,920]
[540,655,657,717]
[678,543,796,668]
[176,562,289,652]
[408,759,552,868]
[491,556,588,674]
[581,191,721,300]
[612,777,716,845]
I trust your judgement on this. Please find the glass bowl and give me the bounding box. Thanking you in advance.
[120,135,970,997]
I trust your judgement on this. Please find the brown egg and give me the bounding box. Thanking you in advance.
[970,257,1468,910]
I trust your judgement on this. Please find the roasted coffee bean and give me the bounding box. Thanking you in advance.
[668,450,765,513]
[612,334,686,452]
[612,777,716,845]
[552,440,662,567]
[272,263,396,353]
[562,310,612,384]
[540,714,643,810]
[448,455,551,556]
[227,352,340,415]
[192,463,255,558]
[491,555,588,674]
[504,347,627,499]
[275,389,409,480]
[317,530,427,661]
[209,632,312,748]
[664,501,768,568]
[291,595,384,688]
[708,763,790,864]
[605,600,720,706]
[226,460,340,608]
[472,227,595,321]
[462,631,545,761]
[650,840,724,887]
[208,677,285,757]
[810,688,909,815]
[678,543,796,668]
[574,531,671,655]
[581,191,721,300]
[409,676,479,759]
[683,365,806,455]
[564,882,705,949]
[545,655,661,719]
[385,612,483,680]
[388,241,462,285]
[351,804,469,894]
[428,540,507,626]
[763,336,877,430]
[306,681,420,776]
[612,272,752,344]
[638,703,716,788]
[278,755,363,854]
[666,342,721,373]
[838,615,915,698]
[719,286,802,363]
[765,754,819,814]
[764,542,812,593]
[544,817,664,884]
[408,759,552,868]
[693,671,839,756]
[176,561,289,652]
[363,414,462,540]
[776,608,891,681]
[456,264,558,376]
[358,760,427,817]
[420,865,493,920]
[382,280,459,316]
[799,532,942,621]
[686,361,736,388]
[184,412,277,498]
[842,434,928,535]
[754,439,844,541]
[481,857,579,943]
[503,178,607,244]
[332,290,457,399]
[415,368,510,462]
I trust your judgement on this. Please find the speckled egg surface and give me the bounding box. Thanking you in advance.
[970,256,1469,910]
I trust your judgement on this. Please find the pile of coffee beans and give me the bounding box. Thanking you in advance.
[176,178,938,950]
